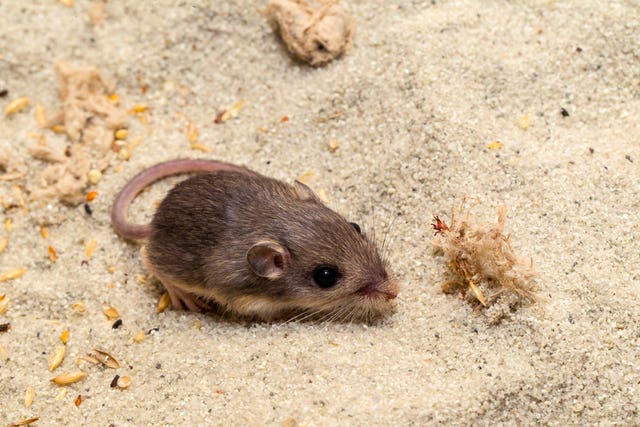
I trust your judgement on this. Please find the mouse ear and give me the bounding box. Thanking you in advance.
[294,180,320,202]
[247,241,290,280]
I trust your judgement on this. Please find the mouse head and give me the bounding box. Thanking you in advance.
[245,181,399,322]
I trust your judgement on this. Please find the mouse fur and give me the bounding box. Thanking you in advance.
[112,159,398,322]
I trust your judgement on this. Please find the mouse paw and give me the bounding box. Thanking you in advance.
[165,285,203,312]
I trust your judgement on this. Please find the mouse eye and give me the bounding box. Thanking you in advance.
[350,222,361,234]
[313,265,340,288]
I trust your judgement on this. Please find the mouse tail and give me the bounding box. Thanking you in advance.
[111,158,256,241]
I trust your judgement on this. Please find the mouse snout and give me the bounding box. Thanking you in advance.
[358,278,399,301]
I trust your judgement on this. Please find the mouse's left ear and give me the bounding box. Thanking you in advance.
[294,180,321,203]
[247,240,290,280]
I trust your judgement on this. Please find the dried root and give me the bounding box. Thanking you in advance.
[264,0,355,66]
[432,203,537,322]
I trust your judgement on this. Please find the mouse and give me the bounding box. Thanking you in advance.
[111,158,399,322]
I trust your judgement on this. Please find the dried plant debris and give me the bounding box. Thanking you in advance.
[52,61,128,142]
[51,370,87,385]
[7,417,40,427]
[265,0,354,66]
[86,348,121,369]
[28,61,128,205]
[0,149,27,182]
[432,204,537,322]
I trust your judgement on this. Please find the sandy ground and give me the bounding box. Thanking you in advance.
[1,1,639,425]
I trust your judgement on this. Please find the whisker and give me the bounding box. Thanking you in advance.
[343,306,356,324]
[318,310,337,324]
[279,309,311,326]
[320,303,348,324]
[296,308,324,323]
[323,303,348,323]
[322,309,340,324]
[371,204,377,249]
[380,211,398,266]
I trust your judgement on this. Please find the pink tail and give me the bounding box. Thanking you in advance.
[111,158,254,240]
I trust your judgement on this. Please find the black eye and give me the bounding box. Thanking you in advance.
[313,265,339,288]
[350,222,361,234]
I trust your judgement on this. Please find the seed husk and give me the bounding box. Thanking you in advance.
[71,302,86,314]
[133,103,148,113]
[7,416,40,427]
[157,292,171,313]
[317,188,330,204]
[80,354,100,366]
[48,346,66,372]
[55,387,67,400]
[468,280,487,306]
[60,329,69,344]
[86,191,98,202]
[214,99,245,123]
[0,236,7,253]
[51,371,87,385]
[518,114,531,130]
[24,386,35,408]
[90,348,121,369]
[5,97,30,115]
[114,129,128,140]
[102,306,120,320]
[116,375,132,389]
[0,268,26,281]
[85,238,97,259]
[48,245,57,262]
[35,103,47,127]
[133,330,145,343]
[190,142,212,153]
[0,343,8,361]
[487,140,503,150]
[0,294,9,315]
[297,171,314,184]
[186,121,199,143]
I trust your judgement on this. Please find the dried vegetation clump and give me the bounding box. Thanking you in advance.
[27,61,128,205]
[264,0,355,66]
[432,203,537,323]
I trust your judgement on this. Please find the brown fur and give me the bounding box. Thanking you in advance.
[112,159,398,322]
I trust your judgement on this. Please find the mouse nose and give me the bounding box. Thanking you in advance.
[384,280,399,300]
[359,279,399,300]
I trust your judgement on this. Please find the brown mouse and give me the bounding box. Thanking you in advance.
[111,158,398,321]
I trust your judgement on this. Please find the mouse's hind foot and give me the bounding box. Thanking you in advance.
[141,245,207,312]
[163,283,205,312]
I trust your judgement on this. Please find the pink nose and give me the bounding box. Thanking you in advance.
[359,280,399,300]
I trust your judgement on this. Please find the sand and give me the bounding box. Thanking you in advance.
[1,1,638,425]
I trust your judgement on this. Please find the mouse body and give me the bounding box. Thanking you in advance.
[111,159,398,321]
